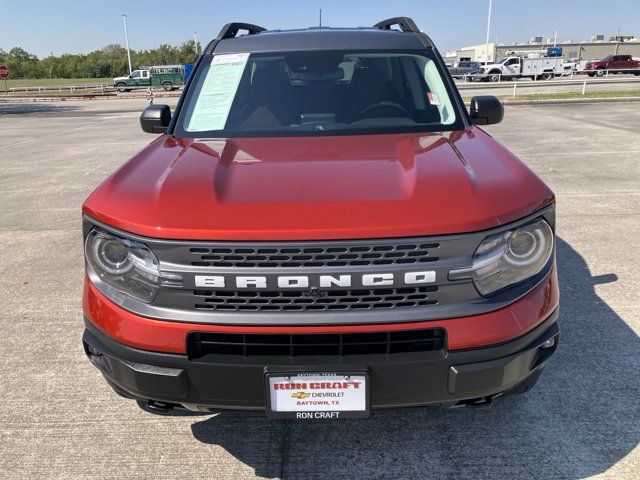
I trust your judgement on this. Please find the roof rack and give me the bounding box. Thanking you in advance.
[217,22,266,40]
[373,17,420,33]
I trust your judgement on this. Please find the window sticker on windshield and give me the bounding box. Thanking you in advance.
[427,92,440,106]
[186,53,250,131]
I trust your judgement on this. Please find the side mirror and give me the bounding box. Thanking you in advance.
[140,105,171,134]
[469,95,504,125]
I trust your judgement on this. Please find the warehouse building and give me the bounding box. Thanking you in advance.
[450,35,640,63]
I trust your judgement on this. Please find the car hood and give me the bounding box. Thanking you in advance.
[83,128,553,241]
[113,76,129,82]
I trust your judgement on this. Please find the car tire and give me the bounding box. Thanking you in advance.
[595,69,606,77]
[489,73,500,82]
[163,82,174,92]
[587,72,595,77]
[116,82,128,93]
[541,72,553,81]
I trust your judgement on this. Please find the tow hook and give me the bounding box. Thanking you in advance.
[464,396,494,410]
[137,400,174,415]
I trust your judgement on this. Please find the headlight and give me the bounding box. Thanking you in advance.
[85,228,181,303]
[449,218,554,296]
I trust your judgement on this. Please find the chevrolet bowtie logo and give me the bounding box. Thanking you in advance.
[291,391,310,399]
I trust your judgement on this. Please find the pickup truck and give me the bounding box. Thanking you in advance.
[82,18,560,418]
[113,65,185,92]
[447,61,481,79]
[584,55,640,77]
[470,55,565,81]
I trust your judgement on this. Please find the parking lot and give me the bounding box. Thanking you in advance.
[0,99,638,479]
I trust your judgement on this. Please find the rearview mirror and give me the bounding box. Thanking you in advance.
[140,105,171,134]
[469,96,504,125]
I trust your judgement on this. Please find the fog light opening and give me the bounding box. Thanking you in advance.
[540,337,556,349]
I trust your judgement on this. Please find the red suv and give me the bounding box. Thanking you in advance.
[82,18,559,418]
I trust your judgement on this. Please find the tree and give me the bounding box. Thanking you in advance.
[178,41,199,64]
[2,40,199,79]
[9,47,38,63]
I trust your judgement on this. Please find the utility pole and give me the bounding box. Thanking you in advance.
[194,32,199,54]
[554,30,558,47]
[319,9,322,27]
[122,14,132,75]
[484,0,493,64]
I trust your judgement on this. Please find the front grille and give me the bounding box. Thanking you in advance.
[193,286,438,312]
[188,328,446,360]
[146,230,489,321]
[187,242,440,268]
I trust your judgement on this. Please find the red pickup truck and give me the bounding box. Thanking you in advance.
[585,54,640,77]
[82,17,560,418]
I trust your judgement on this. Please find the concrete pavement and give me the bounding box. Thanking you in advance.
[0,99,638,479]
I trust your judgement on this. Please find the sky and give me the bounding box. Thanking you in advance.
[2,0,640,58]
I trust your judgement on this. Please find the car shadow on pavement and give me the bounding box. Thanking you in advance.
[190,238,639,479]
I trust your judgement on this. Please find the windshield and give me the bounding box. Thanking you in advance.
[175,50,463,137]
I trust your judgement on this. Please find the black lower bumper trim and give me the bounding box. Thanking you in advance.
[83,309,559,411]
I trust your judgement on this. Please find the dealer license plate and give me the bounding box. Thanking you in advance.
[265,372,369,419]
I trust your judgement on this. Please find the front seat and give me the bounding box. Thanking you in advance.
[238,68,295,128]
[344,68,392,121]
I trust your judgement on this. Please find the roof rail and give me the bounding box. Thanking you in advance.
[217,22,266,40]
[373,17,420,33]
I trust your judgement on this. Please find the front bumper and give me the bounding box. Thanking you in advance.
[83,308,559,412]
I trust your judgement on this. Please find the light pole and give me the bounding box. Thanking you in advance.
[122,14,132,75]
[194,32,198,54]
[485,0,493,64]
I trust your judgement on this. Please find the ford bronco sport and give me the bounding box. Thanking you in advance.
[82,18,559,418]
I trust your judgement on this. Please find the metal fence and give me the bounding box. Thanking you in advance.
[459,67,640,84]
[5,84,109,94]
[3,83,183,96]
[457,74,640,98]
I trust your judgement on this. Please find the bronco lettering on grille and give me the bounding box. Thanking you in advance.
[194,271,436,289]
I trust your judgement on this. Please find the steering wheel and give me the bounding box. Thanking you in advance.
[355,101,410,121]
